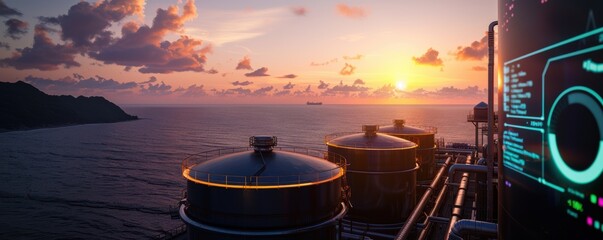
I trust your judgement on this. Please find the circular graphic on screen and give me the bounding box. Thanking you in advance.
[548,86,603,184]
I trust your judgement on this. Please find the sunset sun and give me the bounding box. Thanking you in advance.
[395,81,407,91]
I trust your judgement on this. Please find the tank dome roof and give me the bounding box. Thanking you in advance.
[326,125,417,149]
[184,148,344,188]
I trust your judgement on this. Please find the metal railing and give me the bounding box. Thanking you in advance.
[182,147,347,187]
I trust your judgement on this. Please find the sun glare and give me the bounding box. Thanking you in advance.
[395,81,407,91]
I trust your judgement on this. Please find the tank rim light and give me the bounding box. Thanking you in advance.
[183,168,345,189]
[325,142,417,151]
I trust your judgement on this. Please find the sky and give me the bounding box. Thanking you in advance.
[0,0,497,104]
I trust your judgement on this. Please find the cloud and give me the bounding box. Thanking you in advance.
[318,80,329,89]
[215,87,252,96]
[4,18,27,39]
[40,0,145,49]
[90,0,211,74]
[412,48,443,66]
[283,82,295,89]
[274,89,291,96]
[23,75,137,91]
[291,7,307,16]
[353,79,365,85]
[336,4,366,19]
[311,58,338,66]
[252,86,274,96]
[277,74,297,79]
[140,81,172,95]
[186,7,286,46]
[0,0,22,17]
[0,25,80,70]
[207,68,219,74]
[236,56,252,70]
[245,67,270,77]
[455,35,487,61]
[139,76,158,84]
[394,85,486,99]
[339,63,356,75]
[0,41,8,49]
[294,85,314,96]
[322,80,369,96]
[372,84,396,98]
[343,54,363,60]
[472,65,487,71]
[232,80,253,86]
[175,84,207,96]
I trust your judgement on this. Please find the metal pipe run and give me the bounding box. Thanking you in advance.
[394,156,453,240]
[444,155,472,239]
[487,20,498,222]
[447,164,488,181]
[417,176,450,240]
[448,219,498,240]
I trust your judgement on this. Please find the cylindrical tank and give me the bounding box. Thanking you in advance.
[498,1,603,239]
[378,119,437,181]
[326,125,418,224]
[180,136,348,240]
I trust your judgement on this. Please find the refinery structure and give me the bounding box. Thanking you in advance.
[169,1,603,239]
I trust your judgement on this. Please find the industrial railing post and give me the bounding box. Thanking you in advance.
[487,20,498,222]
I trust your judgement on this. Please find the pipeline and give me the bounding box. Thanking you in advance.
[448,164,489,180]
[486,20,498,221]
[448,219,498,240]
[417,173,450,240]
[394,155,453,240]
[444,155,472,239]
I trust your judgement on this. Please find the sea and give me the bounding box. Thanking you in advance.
[0,104,477,239]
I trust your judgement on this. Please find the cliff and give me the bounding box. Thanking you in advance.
[0,81,137,131]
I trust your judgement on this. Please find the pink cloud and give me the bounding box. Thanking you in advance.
[236,56,252,70]
[455,34,488,61]
[245,67,270,77]
[4,18,27,39]
[336,4,366,19]
[1,25,79,70]
[291,6,307,16]
[339,63,356,75]
[412,48,443,66]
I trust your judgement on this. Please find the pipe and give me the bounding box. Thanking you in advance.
[448,219,498,240]
[342,225,396,239]
[394,156,453,240]
[487,20,498,221]
[447,164,488,181]
[417,177,450,240]
[444,155,472,239]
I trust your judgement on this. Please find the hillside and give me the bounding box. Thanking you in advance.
[0,81,137,131]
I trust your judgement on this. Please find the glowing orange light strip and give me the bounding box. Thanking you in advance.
[182,169,344,189]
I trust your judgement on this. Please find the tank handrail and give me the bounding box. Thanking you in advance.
[182,147,347,187]
[324,132,419,149]
[376,122,438,134]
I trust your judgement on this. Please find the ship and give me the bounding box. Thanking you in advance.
[306,101,322,105]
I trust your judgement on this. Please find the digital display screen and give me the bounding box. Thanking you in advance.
[499,0,603,238]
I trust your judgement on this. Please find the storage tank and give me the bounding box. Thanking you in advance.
[378,119,437,181]
[326,125,418,224]
[498,1,603,239]
[180,136,348,240]
[473,102,488,121]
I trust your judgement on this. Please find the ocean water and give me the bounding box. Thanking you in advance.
[0,105,476,239]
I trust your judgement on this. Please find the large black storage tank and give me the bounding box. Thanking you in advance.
[498,1,603,239]
[180,136,348,240]
[326,125,418,224]
[378,119,437,181]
